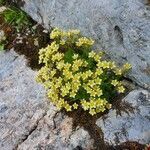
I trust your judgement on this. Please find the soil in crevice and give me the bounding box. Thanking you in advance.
[64,91,144,150]
[0,8,51,70]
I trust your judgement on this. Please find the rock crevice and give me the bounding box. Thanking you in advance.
[20,0,150,89]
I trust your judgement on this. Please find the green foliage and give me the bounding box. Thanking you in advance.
[36,28,131,115]
[0,0,5,5]
[1,7,31,31]
[64,48,74,63]
[0,44,4,51]
[0,31,6,51]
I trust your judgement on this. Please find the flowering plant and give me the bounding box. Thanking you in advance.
[36,28,131,115]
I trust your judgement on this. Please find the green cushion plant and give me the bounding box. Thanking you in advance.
[1,7,31,31]
[36,28,131,115]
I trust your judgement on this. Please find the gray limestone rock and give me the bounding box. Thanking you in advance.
[17,110,94,150]
[0,50,93,150]
[0,50,48,150]
[96,89,150,145]
[19,0,150,89]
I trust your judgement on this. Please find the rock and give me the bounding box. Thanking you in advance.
[0,30,6,42]
[19,0,150,89]
[96,90,150,145]
[0,50,93,150]
[0,6,6,13]
[0,50,48,150]
[17,110,94,150]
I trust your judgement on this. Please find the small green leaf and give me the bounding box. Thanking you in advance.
[0,44,4,51]
[64,48,74,63]
[75,87,90,100]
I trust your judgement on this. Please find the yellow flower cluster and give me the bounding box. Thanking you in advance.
[50,27,62,39]
[76,37,94,47]
[36,28,131,116]
[81,99,111,115]
[111,80,125,93]
[50,28,81,45]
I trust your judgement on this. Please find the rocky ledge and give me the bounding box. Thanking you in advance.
[0,50,93,150]
[96,89,150,145]
[0,50,150,150]
[19,0,150,89]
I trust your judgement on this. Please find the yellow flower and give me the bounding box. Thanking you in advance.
[100,107,106,112]
[88,51,96,58]
[60,39,65,45]
[82,61,88,67]
[65,104,72,111]
[85,86,92,94]
[96,89,103,97]
[61,86,69,97]
[81,101,89,110]
[117,86,125,93]
[123,63,132,70]
[111,80,119,86]
[94,78,102,84]
[72,59,83,72]
[95,68,103,76]
[64,63,71,70]
[56,98,65,110]
[50,28,62,39]
[87,80,95,87]
[82,72,88,80]
[89,109,96,116]
[90,90,97,97]
[97,61,102,68]
[50,69,56,78]
[63,70,73,79]
[94,54,101,62]
[65,82,71,91]
[86,70,93,77]
[101,61,110,69]
[59,98,65,105]
[42,42,60,65]
[89,100,96,108]
[70,91,76,98]
[56,60,65,70]
[39,48,46,63]
[72,54,79,59]
[51,52,64,62]
[115,69,122,75]
[72,73,81,81]
[73,103,78,109]
[76,37,94,47]
[106,103,112,109]
[49,41,59,53]
[96,99,104,107]
[109,61,116,69]
[69,29,80,35]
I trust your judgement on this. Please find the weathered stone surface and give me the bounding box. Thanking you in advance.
[20,0,150,89]
[17,110,94,150]
[0,50,93,150]
[0,50,48,150]
[0,30,6,44]
[96,89,150,145]
[0,6,6,13]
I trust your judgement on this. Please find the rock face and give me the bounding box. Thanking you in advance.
[20,0,150,89]
[17,111,93,150]
[96,89,150,145]
[0,50,149,149]
[0,50,93,150]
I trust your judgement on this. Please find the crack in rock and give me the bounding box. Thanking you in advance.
[52,111,61,129]
[15,111,47,150]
